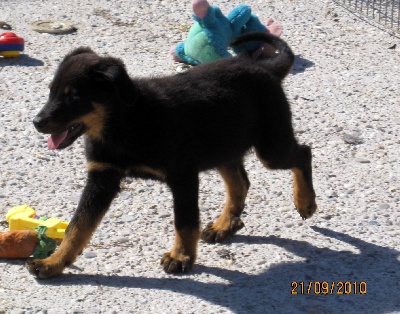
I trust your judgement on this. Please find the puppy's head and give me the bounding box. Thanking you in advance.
[33,47,138,150]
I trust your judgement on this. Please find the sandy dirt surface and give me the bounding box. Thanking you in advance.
[0,0,399,313]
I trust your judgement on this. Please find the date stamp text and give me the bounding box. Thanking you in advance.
[291,281,367,295]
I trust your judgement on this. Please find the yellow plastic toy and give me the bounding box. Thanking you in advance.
[0,32,24,58]
[6,205,69,240]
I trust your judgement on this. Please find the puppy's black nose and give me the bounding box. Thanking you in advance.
[33,116,49,131]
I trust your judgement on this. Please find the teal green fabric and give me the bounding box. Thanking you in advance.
[184,22,221,64]
[175,4,266,65]
[33,226,57,259]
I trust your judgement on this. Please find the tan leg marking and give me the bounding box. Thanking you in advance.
[292,167,317,219]
[202,165,249,243]
[26,214,99,278]
[161,227,200,273]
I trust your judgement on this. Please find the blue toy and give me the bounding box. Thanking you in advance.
[170,0,283,65]
[0,32,24,57]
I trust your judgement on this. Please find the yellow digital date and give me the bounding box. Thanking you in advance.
[291,281,367,295]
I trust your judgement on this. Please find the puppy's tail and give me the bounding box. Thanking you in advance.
[230,32,295,80]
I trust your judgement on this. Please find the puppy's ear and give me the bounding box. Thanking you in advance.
[69,47,95,56]
[61,47,97,65]
[93,57,139,106]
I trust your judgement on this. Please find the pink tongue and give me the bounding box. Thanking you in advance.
[48,131,68,150]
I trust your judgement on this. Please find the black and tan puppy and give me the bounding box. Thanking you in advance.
[28,32,317,278]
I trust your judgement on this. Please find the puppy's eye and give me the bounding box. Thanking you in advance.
[63,86,79,95]
[67,88,80,100]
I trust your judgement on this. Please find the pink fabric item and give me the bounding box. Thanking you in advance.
[192,0,210,19]
[265,17,283,37]
[251,18,284,59]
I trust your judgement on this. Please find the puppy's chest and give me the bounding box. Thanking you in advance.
[86,148,166,181]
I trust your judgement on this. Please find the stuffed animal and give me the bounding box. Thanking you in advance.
[170,0,283,65]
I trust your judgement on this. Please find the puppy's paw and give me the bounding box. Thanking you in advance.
[161,252,194,273]
[26,257,68,279]
[292,166,317,219]
[295,196,317,219]
[201,217,244,243]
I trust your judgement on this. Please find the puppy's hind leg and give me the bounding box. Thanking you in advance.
[255,141,317,219]
[202,160,250,243]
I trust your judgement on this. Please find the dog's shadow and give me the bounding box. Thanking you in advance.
[291,55,314,74]
[38,227,399,313]
[0,54,44,67]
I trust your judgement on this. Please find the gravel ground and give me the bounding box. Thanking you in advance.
[0,0,399,313]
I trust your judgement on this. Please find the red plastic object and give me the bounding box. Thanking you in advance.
[0,32,24,57]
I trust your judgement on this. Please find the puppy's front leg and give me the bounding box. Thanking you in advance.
[161,172,200,273]
[26,168,122,279]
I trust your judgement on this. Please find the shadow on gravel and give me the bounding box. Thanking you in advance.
[291,55,314,74]
[40,227,399,313]
[0,54,44,67]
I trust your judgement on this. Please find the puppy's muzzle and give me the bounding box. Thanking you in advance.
[33,115,50,132]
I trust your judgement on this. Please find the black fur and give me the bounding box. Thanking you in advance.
[29,32,317,278]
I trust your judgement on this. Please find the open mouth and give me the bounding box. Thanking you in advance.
[47,123,85,150]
